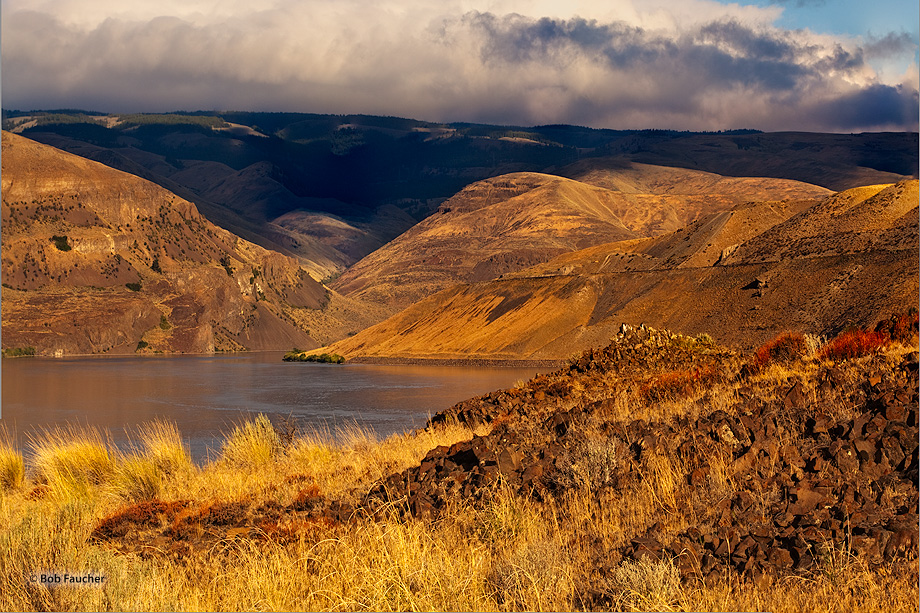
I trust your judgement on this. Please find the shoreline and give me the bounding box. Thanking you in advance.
[345,355,566,368]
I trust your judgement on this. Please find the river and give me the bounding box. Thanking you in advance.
[1,352,546,463]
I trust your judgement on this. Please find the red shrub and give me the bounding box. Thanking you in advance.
[641,364,721,402]
[92,499,189,540]
[753,332,807,368]
[819,329,889,361]
[874,309,919,345]
[291,484,324,511]
[257,515,337,544]
[296,483,322,501]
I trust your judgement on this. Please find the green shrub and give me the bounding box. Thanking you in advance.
[2,347,35,358]
[283,352,345,364]
[125,282,142,292]
[51,235,72,251]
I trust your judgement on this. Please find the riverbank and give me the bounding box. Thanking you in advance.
[346,355,566,368]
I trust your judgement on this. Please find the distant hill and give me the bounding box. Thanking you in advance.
[0,131,352,356]
[5,111,915,282]
[332,166,831,313]
[320,180,918,361]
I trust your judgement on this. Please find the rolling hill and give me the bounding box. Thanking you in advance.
[331,166,831,313]
[6,112,915,285]
[319,180,918,362]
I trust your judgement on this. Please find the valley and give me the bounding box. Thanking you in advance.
[3,112,915,358]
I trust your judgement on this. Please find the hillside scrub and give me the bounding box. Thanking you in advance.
[1,317,917,611]
[752,331,808,369]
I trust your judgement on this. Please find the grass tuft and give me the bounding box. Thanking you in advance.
[611,557,683,611]
[112,456,162,501]
[0,429,25,491]
[28,425,114,500]
[136,420,191,476]
[221,414,281,467]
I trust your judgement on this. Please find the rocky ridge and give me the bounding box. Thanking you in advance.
[363,319,919,596]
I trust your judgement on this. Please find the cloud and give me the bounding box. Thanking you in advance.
[2,1,917,132]
[863,32,917,59]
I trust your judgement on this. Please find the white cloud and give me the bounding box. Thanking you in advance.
[2,0,917,131]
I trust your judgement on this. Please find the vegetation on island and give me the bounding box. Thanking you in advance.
[283,350,346,363]
[50,235,71,251]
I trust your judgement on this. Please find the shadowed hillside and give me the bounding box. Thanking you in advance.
[0,131,342,355]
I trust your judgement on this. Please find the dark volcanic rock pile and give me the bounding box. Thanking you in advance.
[366,325,918,580]
[627,352,918,580]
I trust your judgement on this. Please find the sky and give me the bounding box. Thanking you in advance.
[2,0,918,132]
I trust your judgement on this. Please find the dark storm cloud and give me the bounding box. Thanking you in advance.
[464,12,909,114]
[812,83,920,128]
[698,19,797,60]
[469,12,809,90]
[2,3,917,132]
[465,13,653,64]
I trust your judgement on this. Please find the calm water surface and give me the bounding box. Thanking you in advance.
[1,352,545,462]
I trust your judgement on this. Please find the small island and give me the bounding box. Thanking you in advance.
[282,350,345,364]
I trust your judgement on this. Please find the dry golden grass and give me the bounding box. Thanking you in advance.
[0,428,24,491]
[1,339,918,612]
[134,420,192,477]
[220,413,281,468]
[27,425,115,502]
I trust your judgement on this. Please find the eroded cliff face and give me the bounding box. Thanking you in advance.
[1,131,325,356]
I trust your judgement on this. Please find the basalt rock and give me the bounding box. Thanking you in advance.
[371,325,918,581]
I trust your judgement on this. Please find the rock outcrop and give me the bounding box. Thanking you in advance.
[366,321,919,586]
